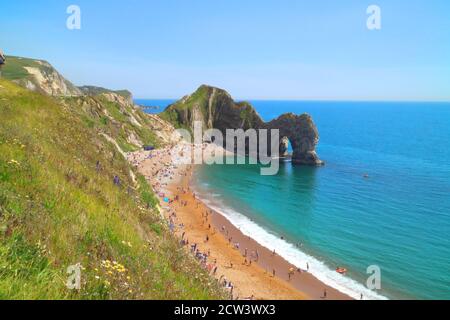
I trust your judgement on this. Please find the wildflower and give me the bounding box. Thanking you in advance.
[8,159,20,166]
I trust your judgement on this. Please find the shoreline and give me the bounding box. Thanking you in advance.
[128,146,352,300]
[188,167,351,300]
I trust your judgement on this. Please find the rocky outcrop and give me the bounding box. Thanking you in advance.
[162,85,264,132]
[4,56,82,96]
[264,113,323,165]
[78,86,133,104]
[162,85,323,166]
[3,55,181,148]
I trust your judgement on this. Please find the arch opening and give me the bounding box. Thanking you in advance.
[279,136,293,161]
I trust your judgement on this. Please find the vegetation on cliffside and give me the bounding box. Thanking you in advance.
[161,85,264,133]
[0,59,225,299]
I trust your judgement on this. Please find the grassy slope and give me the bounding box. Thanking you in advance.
[1,56,45,81]
[63,95,161,153]
[160,85,210,131]
[78,86,132,100]
[0,79,224,299]
[1,56,81,97]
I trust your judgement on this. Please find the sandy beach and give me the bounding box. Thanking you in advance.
[127,145,351,300]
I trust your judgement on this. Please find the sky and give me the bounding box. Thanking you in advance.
[0,0,449,100]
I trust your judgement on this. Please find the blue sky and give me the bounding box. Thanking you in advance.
[1,0,449,100]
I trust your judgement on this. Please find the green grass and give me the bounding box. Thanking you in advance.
[78,86,132,100]
[63,95,161,153]
[2,57,38,80]
[160,85,211,132]
[160,85,261,132]
[0,79,225,300]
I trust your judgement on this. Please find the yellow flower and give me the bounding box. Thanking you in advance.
[8,159,20,166]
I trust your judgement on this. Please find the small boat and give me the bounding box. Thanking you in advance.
[336,267,347,274]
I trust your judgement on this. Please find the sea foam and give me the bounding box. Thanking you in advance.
[196,192,388,300]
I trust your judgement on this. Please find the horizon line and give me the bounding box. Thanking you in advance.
[134,97,450,104]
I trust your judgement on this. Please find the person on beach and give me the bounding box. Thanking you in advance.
[288,267,295,280]
[272,269,276,277]
[323,289,327,299]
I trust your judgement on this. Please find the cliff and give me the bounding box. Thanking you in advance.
[2,56,82,96]
[0,58,223,299]
[2,56,179,151]
[162,85,323,165]
[161,85,264,131]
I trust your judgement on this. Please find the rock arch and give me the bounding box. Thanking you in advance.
[263,113,324,166]
[163,85,324,166]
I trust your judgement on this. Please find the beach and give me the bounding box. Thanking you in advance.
[127,144,351,300]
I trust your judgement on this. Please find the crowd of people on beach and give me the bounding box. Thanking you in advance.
[127,146,247,299]
[127,145,315,300]
[126,144,362,300]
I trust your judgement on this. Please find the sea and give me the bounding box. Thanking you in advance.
[137,98,450,300]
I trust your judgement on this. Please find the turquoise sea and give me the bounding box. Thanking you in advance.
[139,99,450,300]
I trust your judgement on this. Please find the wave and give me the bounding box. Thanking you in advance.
[194,188,388,300]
